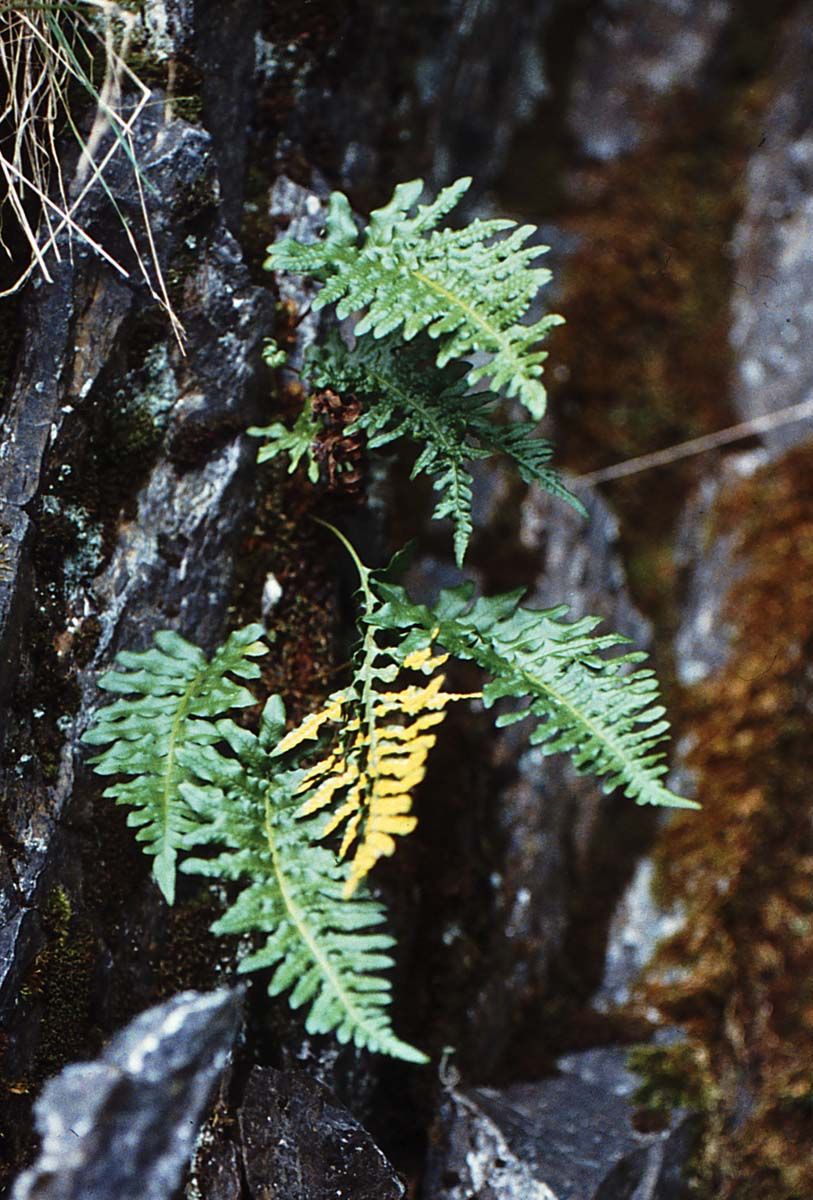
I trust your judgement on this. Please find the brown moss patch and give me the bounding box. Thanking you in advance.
[641,443,813,1198]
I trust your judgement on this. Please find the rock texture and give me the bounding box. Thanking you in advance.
[462,483,655,1068]
[729,2,813,451]
[0,19,271,1182]
[425,1049,697,1200]
[11,989,241,1200]
[568,0,730,162]
[238,1067,404,1200]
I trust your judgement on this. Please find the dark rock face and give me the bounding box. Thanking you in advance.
[0,71,271,1185]
[10,989,242,1200]
[424,1048,697,1200]
[263,0,554,203]
[729,2,813,451]
[238,1067,404,1200]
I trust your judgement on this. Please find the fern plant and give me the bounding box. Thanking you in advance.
[83,174,697,1062]
[256,178,576,565]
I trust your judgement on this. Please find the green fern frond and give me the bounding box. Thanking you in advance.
[305,332,584,565]
[248,398,320,482]
[373,583,697,811]
[266,178,564,419]
[82,625,266,903]
[179,699,427,1062]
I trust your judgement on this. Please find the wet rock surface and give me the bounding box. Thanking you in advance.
[11,989,242,1200]
[238,1067,404,1200]
[0,33,271,1188]
[425,1048,697,1200]
[729,1,813,451]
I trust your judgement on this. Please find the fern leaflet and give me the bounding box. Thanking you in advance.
[82,625,266,904]
[266,177,564,419]
[373,583,697,811]
[248,397,320,483]
[179,698,427,1062]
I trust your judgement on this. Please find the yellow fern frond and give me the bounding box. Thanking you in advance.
[275,695,345,754]
[290,649,477,897]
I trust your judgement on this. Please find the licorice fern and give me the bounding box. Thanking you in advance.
[302,332,585,565]
[265,177,563,419]
[82,625,266,904]
[372,583,697,811]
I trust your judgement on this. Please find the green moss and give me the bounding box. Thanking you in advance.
[24,886,99,1083]
[628,1041,715,1115]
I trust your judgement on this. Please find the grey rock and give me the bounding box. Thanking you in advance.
[0,88,271,1155]
[425,1048,697,1200]
[568,0,730,162]
[11,989,242,1200]
[595,856,685,1012]
[672,452,766,688]
[413,0,554,192]
[729,2,813,452]
[238,1066,404,1200]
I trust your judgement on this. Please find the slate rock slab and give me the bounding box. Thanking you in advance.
[424,1048,697,1200]
[11,988,242,1200]
[238,1066,404,1200]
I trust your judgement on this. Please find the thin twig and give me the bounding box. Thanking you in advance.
[574,397,813,486]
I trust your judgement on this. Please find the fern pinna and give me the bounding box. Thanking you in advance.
[278,522,475,896]
[265,176,563,420]
[81,625,266,904]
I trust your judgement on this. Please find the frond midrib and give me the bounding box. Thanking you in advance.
[160,666,206,859]
[262,790,381,1047]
